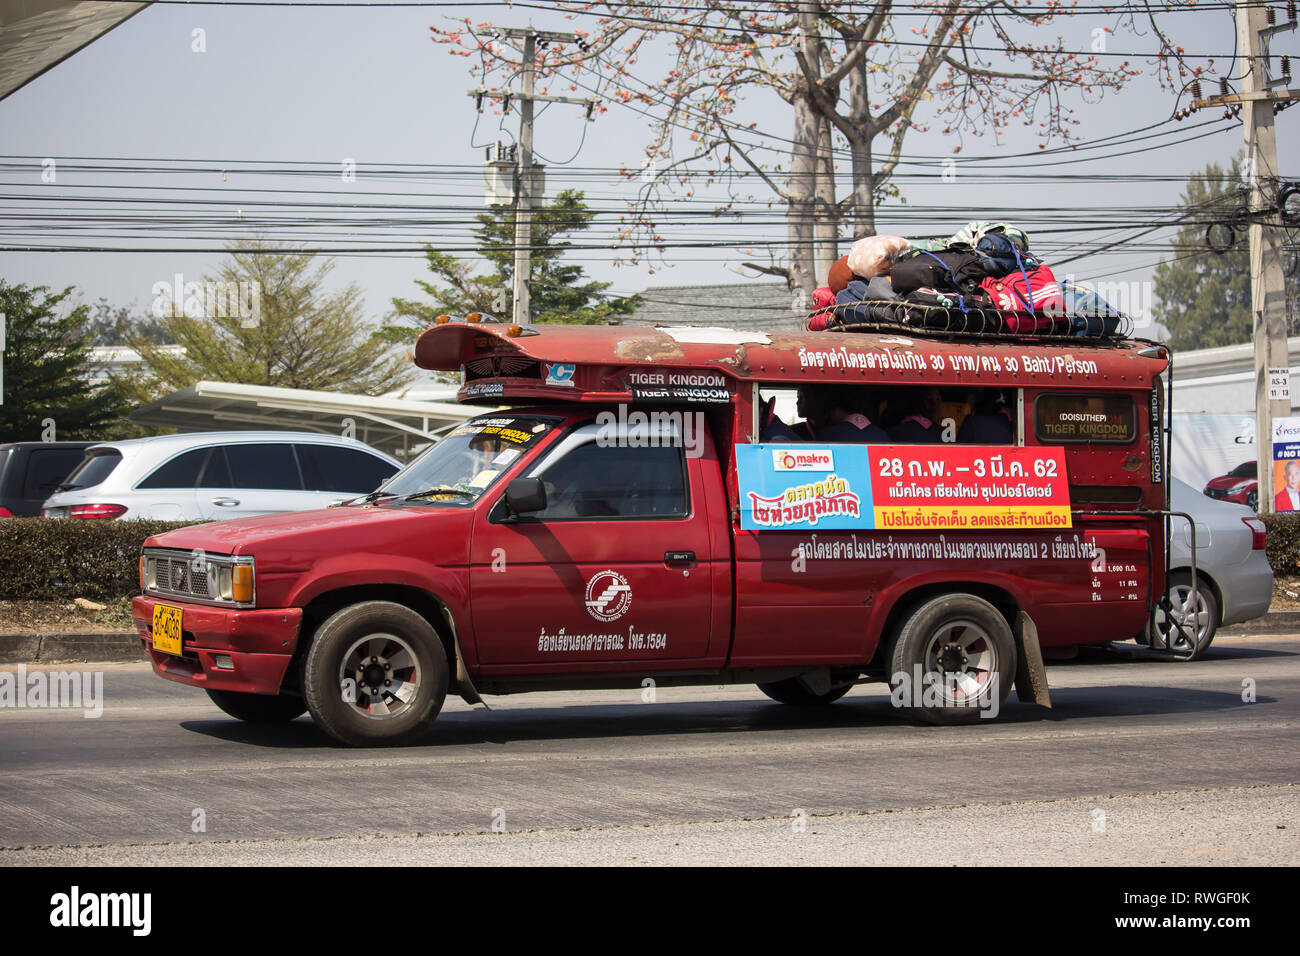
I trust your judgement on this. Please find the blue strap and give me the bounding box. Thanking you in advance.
[1011,244,1035,311]
[917,250,954,282]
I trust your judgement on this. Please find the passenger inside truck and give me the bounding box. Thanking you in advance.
[797,384,890,443]
[957,389,1014,444]
[885,387,945,443]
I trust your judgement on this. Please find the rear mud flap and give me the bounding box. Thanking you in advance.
[1013,611,1052,708]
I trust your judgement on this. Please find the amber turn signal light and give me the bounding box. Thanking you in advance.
[232,565,254,603]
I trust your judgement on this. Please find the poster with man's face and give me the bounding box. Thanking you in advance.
[1271,417,1300,511]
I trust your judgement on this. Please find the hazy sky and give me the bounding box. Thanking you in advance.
[1,1,1295,335]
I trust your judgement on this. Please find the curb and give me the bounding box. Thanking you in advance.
[1219,610,1300,636]
[0,631,145,664]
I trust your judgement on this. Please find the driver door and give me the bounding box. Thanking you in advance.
[469,427,713,667]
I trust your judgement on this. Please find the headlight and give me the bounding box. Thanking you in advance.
[1227,481,1254,495]
[214,565,234,601]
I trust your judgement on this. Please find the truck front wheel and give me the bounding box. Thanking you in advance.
[887,594,1016,725]
[302,601,449,747]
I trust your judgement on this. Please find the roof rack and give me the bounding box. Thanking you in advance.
[819,298,1133,342]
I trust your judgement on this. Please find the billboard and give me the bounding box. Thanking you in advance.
[737,444,1071,531]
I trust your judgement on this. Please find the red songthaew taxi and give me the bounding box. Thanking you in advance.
[133,320,1174,745]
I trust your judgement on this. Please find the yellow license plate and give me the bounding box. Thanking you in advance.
[152,603,183,656]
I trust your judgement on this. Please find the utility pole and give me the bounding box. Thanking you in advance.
[513,31,536,327]
[1188,2,1298,512]
[467,28,599,326]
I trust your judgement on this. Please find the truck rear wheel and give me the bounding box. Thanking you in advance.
[205,688,306,723]
[757,677,851,706]
[888,594,1015,725]
[302,601,449,747]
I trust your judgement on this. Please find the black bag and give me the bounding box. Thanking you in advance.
[833,276,899,325]
[890,247,994,296]
[975,232,1023,277]
[897,288,997,332]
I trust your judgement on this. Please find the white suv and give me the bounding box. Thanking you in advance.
[40,432,400,521]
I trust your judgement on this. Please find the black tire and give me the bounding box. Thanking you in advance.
[757,676,852,706]
[205,688,306,723]
[887,594,1016,725]
[302,600,449,747]
[1247,490,1259,511]
[1148,571,1219,661]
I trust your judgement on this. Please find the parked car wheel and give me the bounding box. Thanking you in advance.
[757,676,852,706]
[887,594,1015,725]
[205,688,306,723]
[302,601,448,747]
[1149,572,1219,661]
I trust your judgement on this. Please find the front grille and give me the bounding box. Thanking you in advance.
[152,553,211,600]
[144,548,254,608]
[1205,489,1228,499]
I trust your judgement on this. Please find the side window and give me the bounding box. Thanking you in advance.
[533,442,687,519]
[297,445,398,493]
[224,443,303,490]
[137,448,209,489]
[198,447,232,488]
[23,449,89,498]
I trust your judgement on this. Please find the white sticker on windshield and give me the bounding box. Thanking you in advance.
[492,448,521,466]
[469,469,499,488]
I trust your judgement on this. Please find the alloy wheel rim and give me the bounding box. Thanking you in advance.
[338,632,420,719]
[1155,584,1210,654]
[921,619,998,705]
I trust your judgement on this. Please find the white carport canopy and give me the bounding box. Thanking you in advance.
[129,381,476,459]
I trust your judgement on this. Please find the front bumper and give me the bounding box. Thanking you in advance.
[132,595,303,695]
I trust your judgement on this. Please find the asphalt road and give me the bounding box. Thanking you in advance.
[1,636,1297,865]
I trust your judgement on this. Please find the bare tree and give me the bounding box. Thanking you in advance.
[433,2,1202,294]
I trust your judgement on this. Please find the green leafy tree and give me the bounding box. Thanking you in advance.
[121,243,414,404]
[383,190,640,340]
[0,281,131,441]
[1154,161,1299,351]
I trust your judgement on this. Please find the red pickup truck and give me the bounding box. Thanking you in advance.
[133,321,1171,745]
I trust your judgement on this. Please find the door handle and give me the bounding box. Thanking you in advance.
[211,497,240,507]
[664,550,696,566]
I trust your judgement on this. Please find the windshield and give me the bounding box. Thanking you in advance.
[372,415,558,505]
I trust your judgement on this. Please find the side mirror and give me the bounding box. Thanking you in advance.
[505,477,547,517]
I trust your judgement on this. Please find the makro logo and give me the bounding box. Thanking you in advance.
[772,448,833,471]
[50,886,151,936]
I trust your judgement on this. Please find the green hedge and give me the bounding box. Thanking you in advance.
[0,518,202,602]
[1261,512,1300,579]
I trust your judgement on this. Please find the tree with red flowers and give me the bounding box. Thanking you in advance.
[433,2,1207,295]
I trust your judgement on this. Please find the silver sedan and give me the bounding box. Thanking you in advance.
[1143,477,1273,660]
